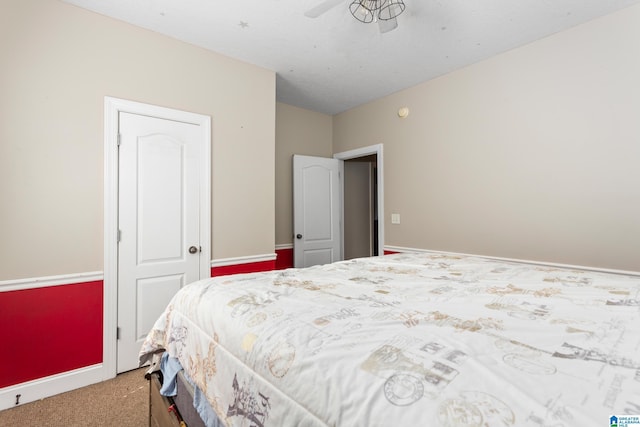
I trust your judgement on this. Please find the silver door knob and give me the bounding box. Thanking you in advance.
[188,246,199,254]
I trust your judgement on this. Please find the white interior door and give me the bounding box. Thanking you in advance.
[117,112,202,373]
[293,155,342,268]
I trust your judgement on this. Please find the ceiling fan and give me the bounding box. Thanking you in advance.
[305,0,406,33]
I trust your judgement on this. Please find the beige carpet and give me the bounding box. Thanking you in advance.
[0,368,148,426]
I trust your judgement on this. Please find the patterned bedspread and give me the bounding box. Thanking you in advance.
[139,252,640,427]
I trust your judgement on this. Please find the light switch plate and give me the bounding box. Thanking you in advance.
[391,213,400,224]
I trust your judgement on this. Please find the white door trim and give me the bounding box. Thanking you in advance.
[334,144,384,257]
[103,96,211,379]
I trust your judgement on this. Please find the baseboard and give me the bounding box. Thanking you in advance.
[0,363,107,411]
[383,246,640,277]
[0,271,104,292]
[210,253,276,268]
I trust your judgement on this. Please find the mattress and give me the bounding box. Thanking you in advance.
[139,252,640,426]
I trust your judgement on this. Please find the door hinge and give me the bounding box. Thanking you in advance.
[116,327,121,340]
[117,133,121,146]
[117,229,121,243]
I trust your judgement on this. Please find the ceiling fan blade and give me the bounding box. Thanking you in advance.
[378,17,398,33]
[304,0,345,18]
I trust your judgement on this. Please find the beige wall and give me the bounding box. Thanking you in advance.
[275,102,332,246]
[333,4,640,271]
[4,1,637,278]
[0,0,275,280]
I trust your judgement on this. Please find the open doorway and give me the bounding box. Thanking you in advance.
[334,144,384,260]
[344,155,378,259]
[292,145,383,267]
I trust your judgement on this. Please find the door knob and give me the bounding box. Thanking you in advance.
[296,234,302,239]
[188,246,199,254]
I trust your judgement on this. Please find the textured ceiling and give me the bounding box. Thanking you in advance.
[62,0,640,114]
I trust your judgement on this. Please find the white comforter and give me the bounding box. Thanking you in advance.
[140,252,640,427]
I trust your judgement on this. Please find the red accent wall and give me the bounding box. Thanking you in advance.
[211,259,276,277]
[0,251,294,389]
[274,248,396,268]
[0,281,103,388]
[275,248,293,270]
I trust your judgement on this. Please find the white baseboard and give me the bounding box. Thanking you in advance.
[384,245,640,277]
[383,245,424,254]
[0,271,104,292]
[0,364,109,411]
[210,253,276,268]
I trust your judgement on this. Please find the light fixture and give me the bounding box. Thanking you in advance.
[378,0,405,21]
[349,0,405,23]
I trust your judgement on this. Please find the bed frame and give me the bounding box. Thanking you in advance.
[148,370,205,427]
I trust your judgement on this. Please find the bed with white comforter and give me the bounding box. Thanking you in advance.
[140,252,640,426]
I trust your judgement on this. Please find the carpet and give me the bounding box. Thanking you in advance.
[0,368,148,426]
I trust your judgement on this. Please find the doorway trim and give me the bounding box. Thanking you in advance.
[334,144,384,257]
[103,96,211,378]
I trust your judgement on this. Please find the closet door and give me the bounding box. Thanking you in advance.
[117,112,203,373]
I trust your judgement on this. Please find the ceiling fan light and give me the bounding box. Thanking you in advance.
[349,0,378,23]
[378,0,405,20]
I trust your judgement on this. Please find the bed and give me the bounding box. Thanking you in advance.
[139,251,640,426]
